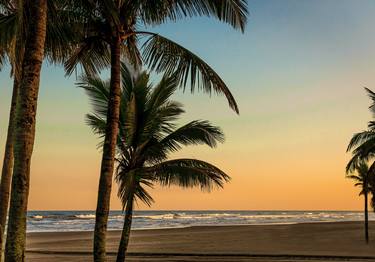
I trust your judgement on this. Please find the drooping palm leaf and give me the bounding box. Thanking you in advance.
[149,158,230,191]
[347,130,375,152]
[64,36,111,76]
[142,33,239,113]
[148,120,225,157]
[138,0,248,32]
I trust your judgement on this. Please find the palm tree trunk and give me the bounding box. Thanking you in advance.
[116,197,134,262]
[4,0,47,261]
[365,191,369,244]
[93,36,122,262]
[0,72,20,261]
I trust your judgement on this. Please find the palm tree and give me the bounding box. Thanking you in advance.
[0,4,25,257]
[3,1,48,260]
[81,64,230,262]
[346,160,372,243]
[65,2,247,260]
[0,1,78,260]
[345,88,375,244]
[0,66,19,260]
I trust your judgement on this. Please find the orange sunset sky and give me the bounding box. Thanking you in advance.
[1,0,375,211]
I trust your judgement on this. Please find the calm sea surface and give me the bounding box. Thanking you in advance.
[25,210,373,232]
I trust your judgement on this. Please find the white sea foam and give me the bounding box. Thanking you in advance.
[26,211,371,233]
[75,214,96,219]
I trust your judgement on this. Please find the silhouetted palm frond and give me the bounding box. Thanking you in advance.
[142,33,239,113]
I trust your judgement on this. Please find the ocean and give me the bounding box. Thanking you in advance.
[26,210,373,232]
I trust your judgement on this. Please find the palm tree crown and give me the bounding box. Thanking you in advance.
[346,161,371,196]
[66,0,248,113]
[81,64,230,209]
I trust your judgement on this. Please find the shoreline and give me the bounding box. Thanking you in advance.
[26,221,375,261]
[25,220,370,234]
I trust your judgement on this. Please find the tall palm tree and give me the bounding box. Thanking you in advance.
[0,5,31,260]
[346,161,372,243]
[345,88,375,244]
[0,4,25,257]
[0,1,78,260]
[0,64,19,261]
[3,0,48,260]
[66,1,248,260]
[81,64,230,261]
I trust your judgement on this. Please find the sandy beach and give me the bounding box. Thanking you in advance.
[25,221,375,261]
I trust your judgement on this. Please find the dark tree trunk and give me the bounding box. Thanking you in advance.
[0,71,20,261]
[4,0,47,261]
[116,198,134,262]
[365,191,369,244]
[93,36,122,262]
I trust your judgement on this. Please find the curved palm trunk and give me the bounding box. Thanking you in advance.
[4,1,47,261]
[365,191,369,244]
[116,197,134,262]
[94,36,122,262]
[0,73,20,261]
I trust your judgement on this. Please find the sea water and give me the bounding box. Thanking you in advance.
[26,210,373,232]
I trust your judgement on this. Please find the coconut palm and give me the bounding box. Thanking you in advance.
[0,3,28,258]
[2,1,48,260]
[0,68,19,261]
[346,160,372,243]
[0,1,79,260]
[345,88,375,244]
[0,5,25,257]
[81,64,230,261]
[346,88,375,211]
[65,2,247,260]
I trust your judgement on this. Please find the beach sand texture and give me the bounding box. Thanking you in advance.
[25,221,375,261]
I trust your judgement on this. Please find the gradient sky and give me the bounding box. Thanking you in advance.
[1,0,375,210]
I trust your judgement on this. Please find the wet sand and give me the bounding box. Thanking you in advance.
[26,221,375,261]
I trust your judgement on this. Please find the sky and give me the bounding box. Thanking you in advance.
[1,0,375,211]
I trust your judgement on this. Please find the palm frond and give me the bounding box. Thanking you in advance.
[116,169,136,209]
[85,113,106,136]
[122,30,142,67]
[351,138,375,161]
[0,1,16,13]
[142,33,239,113]
[0,46,6,69]
[149,158,230,191]
[346,153,362,174]
[124,92,138,146]
[116,168,154,208]
[64,36,111,76]
[365,87,375,115]
[346,174,362,182]
[0,12,18,66]
[45,0,82,65]
[347,130,375,152]
[346,160,371,197]
[78,74,110,118]
[138,0,248,32]
[134,182,154,207]
[154,120,224,156]
[146,74,179,112]
[368,121,375,129]
[98,0,121,29]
